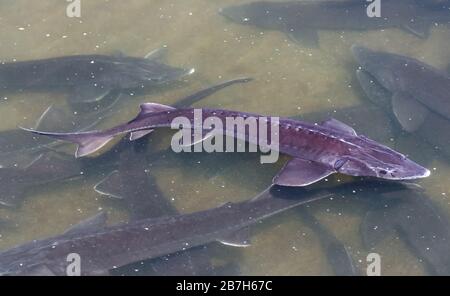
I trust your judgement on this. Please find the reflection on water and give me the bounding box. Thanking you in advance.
[0,0,449,276]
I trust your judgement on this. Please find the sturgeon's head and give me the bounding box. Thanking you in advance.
[333,136,430,181]
[137,60,195,85]
[351,45,407,92]
[117,57,195,88]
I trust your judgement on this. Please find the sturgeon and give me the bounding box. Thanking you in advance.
[23,103,430,186]
[219,0,450,47]
[0,191,328,276]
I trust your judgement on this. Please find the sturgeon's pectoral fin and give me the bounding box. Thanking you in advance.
[273,158,334,187]
[401,22,431,39]
[361,210,394,249]
[392,92,430,132]
[68,85,112,104]
[35,105,72,132]
[320,118,357,136]
[144,47,168,61]
[129,130,154,141]
[287,29,319,47]
[356,69,392,109]
[94,170,124,199]
[75,135,114,158]
[218,226,252,247]
[63,211,107,236]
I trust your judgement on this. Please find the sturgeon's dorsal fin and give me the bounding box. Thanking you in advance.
[128,103,176,123]
[218,226,252,247]
[320,118,357,136]
[127,103,175,139]
[273,158,334,187]
[391,92,430,132]
[63,211,107,236]
[140,103,175,113]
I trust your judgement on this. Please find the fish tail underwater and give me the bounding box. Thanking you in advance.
[0,0,449,277]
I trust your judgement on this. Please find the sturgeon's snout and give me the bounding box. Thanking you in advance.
[407,162,431,179]
[351,45,371,65]
[156,66,196,84]
[387,160,431,180]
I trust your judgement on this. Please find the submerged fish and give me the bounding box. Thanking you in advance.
[361,189,450,275]
[0,190,329,275]
[0,78,253,208]
[292,104,398,144]
[0,97,120,168]
[0,78,251,168]
[266,184,359,276]
[0,218,8,228]
[24,103,430,186]
[352,45,450,159]
[353,45,450,127]
[297,207,358,276]
[270,180,414,275]
[419,0,450,9]
[219,0,450,47]
[94,142,224,276]
[0,152,83,207]
[0,51,193,104]
[94,144,176,220]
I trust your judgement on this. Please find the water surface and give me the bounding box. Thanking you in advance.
[0,0,449,276]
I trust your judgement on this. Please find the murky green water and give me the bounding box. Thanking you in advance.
[0,0,449,276]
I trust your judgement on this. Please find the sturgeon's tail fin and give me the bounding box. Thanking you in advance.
[19,127,113,158]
